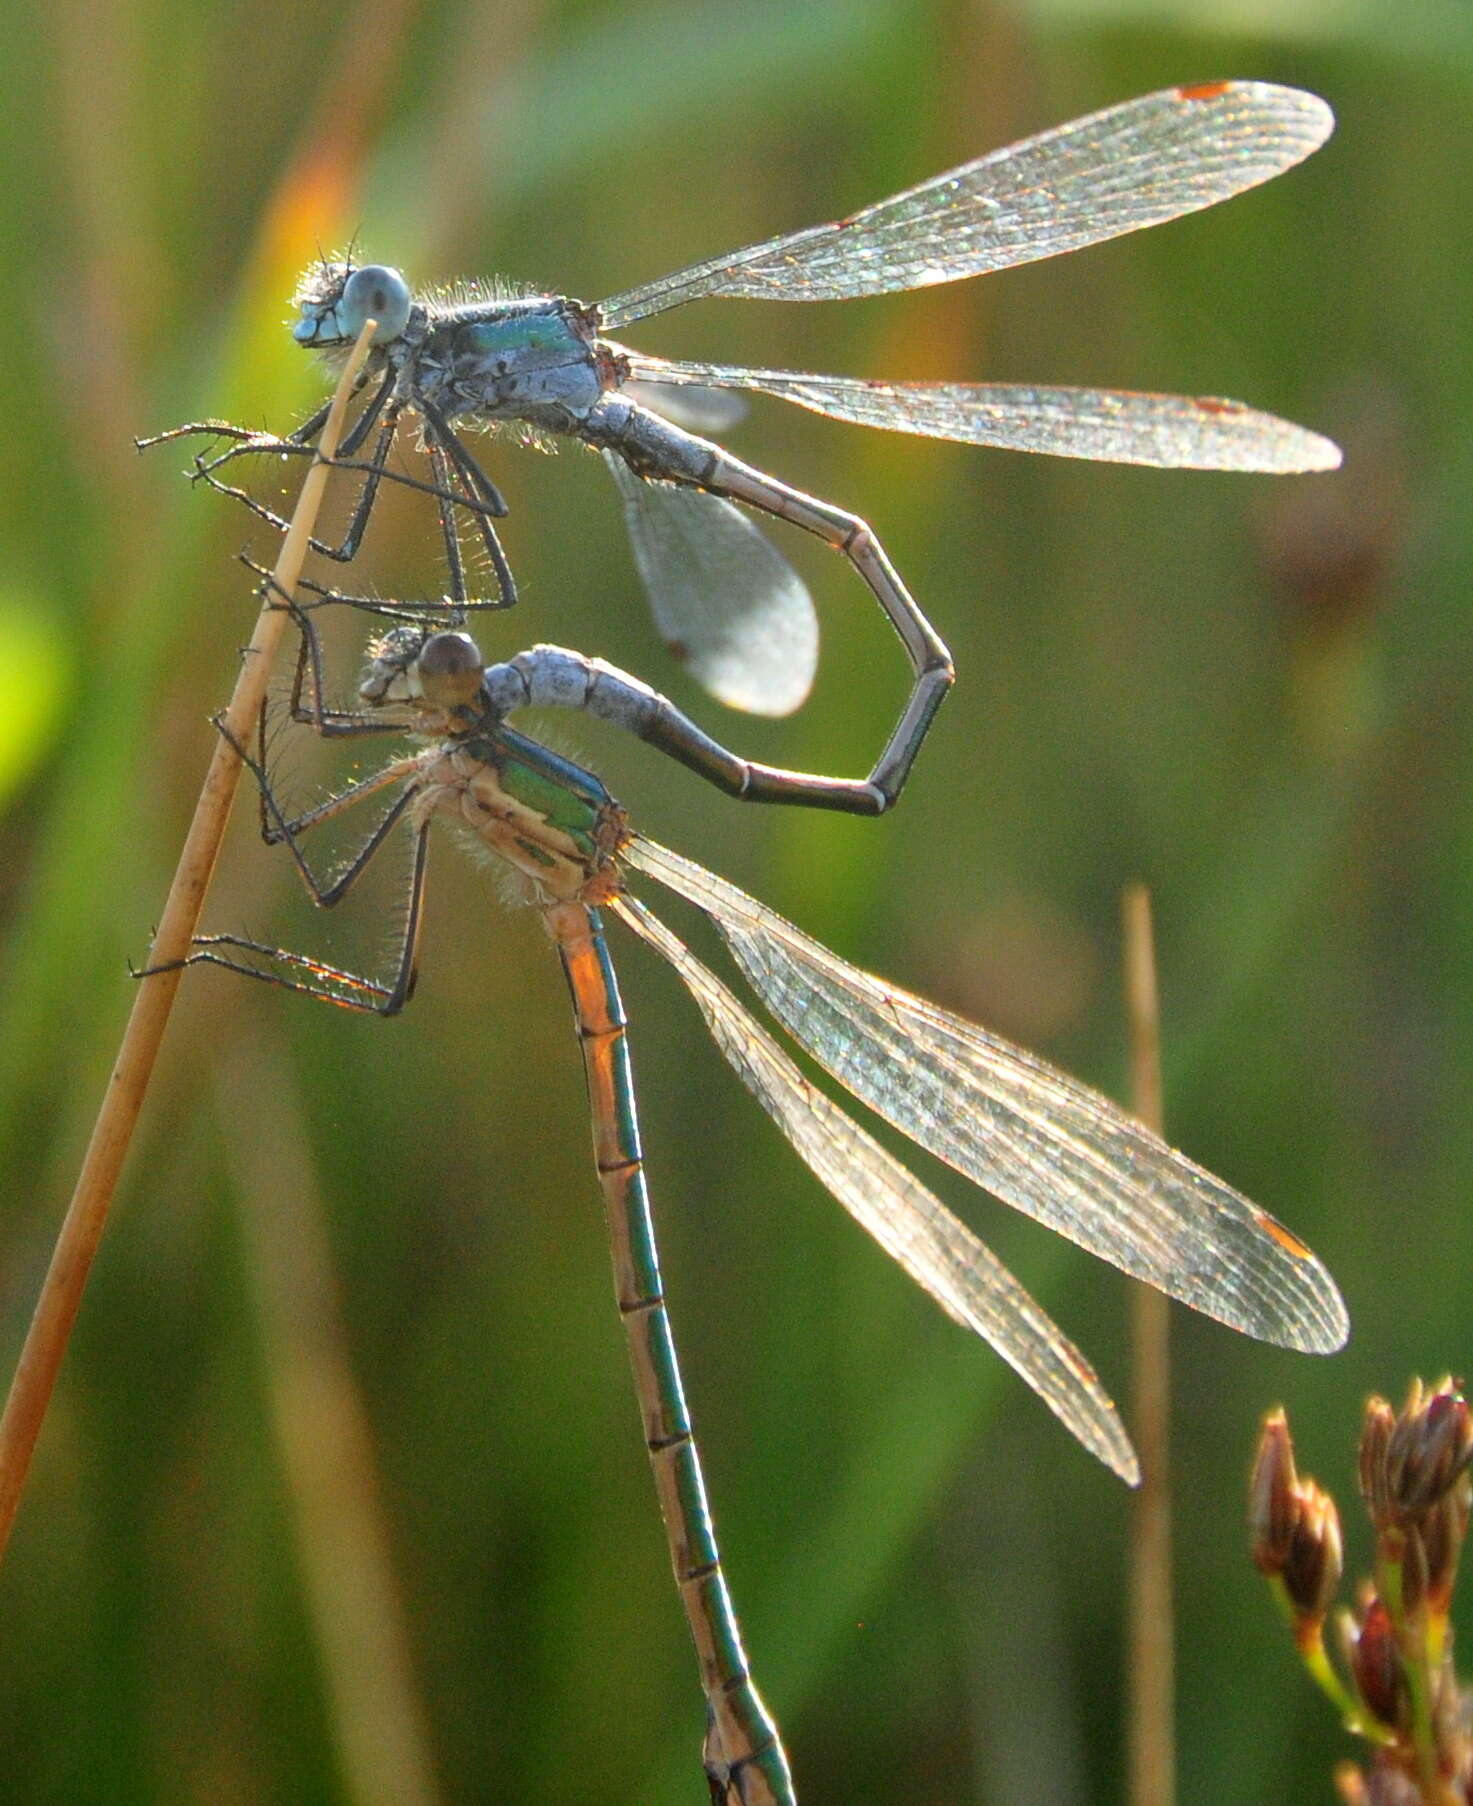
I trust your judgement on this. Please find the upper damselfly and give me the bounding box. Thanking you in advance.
[144,81,1339,815]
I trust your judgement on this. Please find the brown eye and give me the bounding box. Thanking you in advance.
[417,631,485,709]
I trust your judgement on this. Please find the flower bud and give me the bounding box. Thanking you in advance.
[1384,1379,1473,1524]
[1346,1595,1405,1730]
[1251,1408,1300,1575]
[1358,1395,1396,1531]
[1283,1480,1345,1627]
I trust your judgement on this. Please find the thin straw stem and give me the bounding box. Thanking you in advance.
[0,320,379,1566]
[1123,881,1175,1806]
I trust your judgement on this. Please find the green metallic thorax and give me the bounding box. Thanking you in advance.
[439,725,626,901]
[459,312,587,364]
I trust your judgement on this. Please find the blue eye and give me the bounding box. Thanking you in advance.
[340,265,411,342]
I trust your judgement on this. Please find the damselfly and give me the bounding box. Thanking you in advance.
[153,611,1347,1804]
[144,81,1340,815]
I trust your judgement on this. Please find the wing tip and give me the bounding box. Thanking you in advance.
[703,657,817,719]
[1109,1441,1144,1488]
[1282,427,1344,474]
[1238,1272,1351,1356]
[1174,79,1336,156]
[1290,1284,1352,1356]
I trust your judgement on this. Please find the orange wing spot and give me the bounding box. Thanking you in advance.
[1177,81,1233,102]
[1254,1209,1313,1260]
[1193,397,1242,417]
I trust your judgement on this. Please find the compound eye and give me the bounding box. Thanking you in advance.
[418,631,483,678]
[340,264,411,342]
[417,630,485,709]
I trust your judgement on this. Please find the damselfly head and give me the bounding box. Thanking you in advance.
[359,625,486,716]
[416,631,486,712]
[293,260,412,348]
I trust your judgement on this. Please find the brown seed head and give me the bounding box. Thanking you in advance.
[1251,1408,1300,1574]
[1284,1480,1345,1626]
[1359,1395,1396,1531]
[1386,1380,1473,1524]
[1347,1595,1406,1730]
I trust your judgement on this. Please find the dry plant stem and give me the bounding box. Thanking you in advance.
[1123,883,1176,1806]
[0,320,380,1568]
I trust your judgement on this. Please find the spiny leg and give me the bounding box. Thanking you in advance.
[143,930,408,1013]
[138,808,429,1013]
[139,721,430,1011]
[211,710,423,901]
[141,372,515,599]
[137,365,390,553]
[187,395,404,565]
[419,400,518,610]
[240,564,456,740]
[174,435,506,565]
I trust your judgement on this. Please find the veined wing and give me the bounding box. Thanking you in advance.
[612,892,1138,1483]
[625,360,1342,473]
[603,453,817,717]
[624,836,1349,1356]
[622,378,749,435]
[597,83,1333,328]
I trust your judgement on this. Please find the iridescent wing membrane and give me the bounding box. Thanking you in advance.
[622,834,1347,1370]
[593,81,1338,719]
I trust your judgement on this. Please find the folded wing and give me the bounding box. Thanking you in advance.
[605,453,818,716]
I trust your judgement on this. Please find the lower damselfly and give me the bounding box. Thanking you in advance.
[142,81,1340,816]
[150,611,1347,1803]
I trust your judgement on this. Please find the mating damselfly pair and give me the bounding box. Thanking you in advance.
[141,78,1348,1805]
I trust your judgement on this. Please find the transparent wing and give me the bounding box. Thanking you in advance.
[626,361,1342,473]
[597,83,1332,328]
[625,837,1349,1356]
[622,378,750,435]
[603,452,817,717]
[613,892,1138,1482]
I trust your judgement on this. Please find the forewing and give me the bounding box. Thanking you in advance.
[625,837,1349,1356]
[597,83,1332,327]
[625,361,1342,473]
[613,893,1138,1482]
[604,452,817,717]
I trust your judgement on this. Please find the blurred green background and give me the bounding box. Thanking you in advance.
[0,0,1468,1800]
